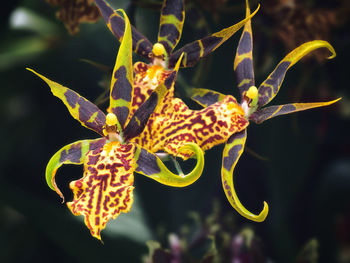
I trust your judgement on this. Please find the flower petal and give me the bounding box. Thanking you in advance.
[234,0,255,100]
[140,95,248,159]
[123,80,169,141]
[27,68,106,136]
[67,141,136,240]
[109,9,133,130]
[168,4,260,68]
[157,0,185,54]
[124,53,184,141]
[249,98,341,124]
[257,40,336,107]
[190,88,226,107]
[94,0,153,59]
[46,138,107,201]
[130,62,173,118]
[134,143,204,187]
[222,130,268,222]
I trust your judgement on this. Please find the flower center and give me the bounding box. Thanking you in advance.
[151,43,167,68]
[103,113,123,142]
[241,86,259,118]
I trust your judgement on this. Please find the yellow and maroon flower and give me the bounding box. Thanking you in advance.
[189,0,340,221]
[94,0,259,69]
[27,10,204,240]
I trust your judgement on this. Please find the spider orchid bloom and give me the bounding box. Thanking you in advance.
[27,10,204,240]
[95,0,259,69]
[189,0,340,221]
[94,0,259,118]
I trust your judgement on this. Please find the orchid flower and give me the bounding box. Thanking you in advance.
[189,0,340,221]
[94,0,259,119]
[95,1,339,223]
[95,0,259,69]
[27,10,204,240]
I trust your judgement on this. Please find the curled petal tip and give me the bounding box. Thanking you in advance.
[252,4,260,16]
[327,45,336,59]
[252,201,269,222]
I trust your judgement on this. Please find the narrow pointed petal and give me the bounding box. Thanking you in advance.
[123,81,169,141]
[249,98,341,124]
[27,68,106,135]
[222,130,268,222]
[157,0,185,54]
[67,141,136,240]
[95,0,153,59]
[168,5,260,68]
[46,138,107,200]
[234,0,255,99]
[124,53,184,140]
[135,143,204,187]
[190,88,226,107]
[109,9,133,130]
[258,40,336,107]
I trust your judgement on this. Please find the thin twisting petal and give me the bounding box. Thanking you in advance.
[46,138,106,200]
[158,0,185,54]
[234,0,255,99]
[94,0,153,59]
[257,40,336,107]
[221,130,268,222]
[27,68,106,135]
[190,88,227,107]
[135,143,204,187]
[168,5,260,68]
[249,98,341,124]
[109,9,133,130]
[67,141,135,240]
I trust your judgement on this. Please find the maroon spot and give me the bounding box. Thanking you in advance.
[97,163,105,170]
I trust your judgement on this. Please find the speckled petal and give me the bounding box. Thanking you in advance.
[67,141,135,240]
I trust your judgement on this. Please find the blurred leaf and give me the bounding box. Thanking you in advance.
[9,7,59,35]
[0,36,53,71]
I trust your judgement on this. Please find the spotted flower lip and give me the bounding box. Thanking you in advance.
[94,0,260,69]
[27,9,204,240]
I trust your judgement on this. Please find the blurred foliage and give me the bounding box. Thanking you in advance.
[1,0,349,262]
